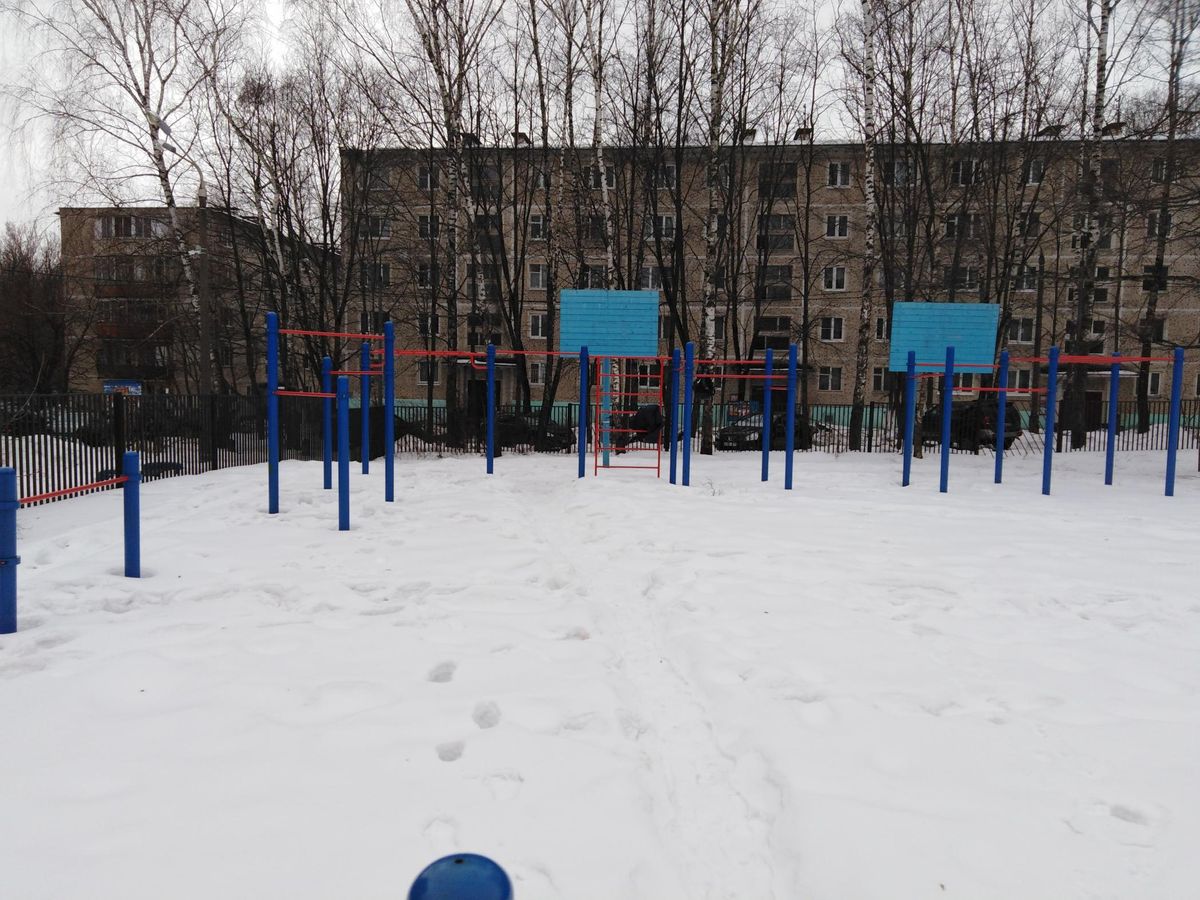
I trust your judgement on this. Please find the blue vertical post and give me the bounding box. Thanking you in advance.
[939,346,955,494]
[1165,346,1185,497]
[1042,346,1059,496]
[785,343,797,490]
[669,348,681,484]
[1104,352,1120,486]
[682,342,695,486]
[322,356,333,490]
[486,343,496,474]
[761,348,774,482]
[600,359,612,469]
[995,350,1009,484]
[122,451,141,578]
[384,322,395,501]
[902,351,916,487]
[0,467,18,634]
[337,376,350,530]
[578,346,589,478]
[266,311,280,514]
[360,342,370,475]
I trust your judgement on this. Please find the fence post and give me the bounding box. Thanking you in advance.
[761,348,774,482]
[866,402,876,453]
[995,350,1009,484]
[940,346,955,494]
[578,346,589,478]
[122,451,140,578]
[0,467,18,634]
[384,322,396,501]
[338,375,350,531]
[683,342,695,486]
[903,351,916,487]
[1105,352,1120,486]
[785,343,797,490]
[1166,346,1185,496]
[112,392,127,475]
[669,348,681,484]
[267,311,280,514]
[1042,346,1059,495]
[486,344,496,474]
[360,342,371,475]
[322,356,333,490]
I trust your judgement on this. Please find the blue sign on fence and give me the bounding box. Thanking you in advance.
[887,302,999,372]
[103,380,144,395]
[558,289,659,357]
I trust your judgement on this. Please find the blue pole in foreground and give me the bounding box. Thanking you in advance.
[995,350,1009,484]
[360,342,370,475]
[322,356,333,490]
[785,344,797,490]
[408,853,512,900]
[1042,346,1059,496]
[902,351,917,487]
[1165,346,1184,497]
[1105,352,1120,486]
[267,311,279,513]
[761,348,774,482]
[122,451,140,578]
[384,322,395,501]
[939,346,955,494]
[337,375,350,531]
[578,346,589,478]
[683,342,694,486]
[669,348,681,484]
[486,343,496,474]
[0,467,18,634]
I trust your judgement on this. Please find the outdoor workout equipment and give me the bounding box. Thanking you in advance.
[408,854,512,900]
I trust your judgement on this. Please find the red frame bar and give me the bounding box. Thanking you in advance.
[21,475,129,505]
[275,389,337,399]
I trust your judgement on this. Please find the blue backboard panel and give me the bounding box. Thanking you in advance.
[558,289,660,357]
[888,302,1000,372]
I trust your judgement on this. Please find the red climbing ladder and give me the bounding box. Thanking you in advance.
[592,355,667,477]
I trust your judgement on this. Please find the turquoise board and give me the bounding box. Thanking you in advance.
[558,289,659,357]
[887,302,1000,372]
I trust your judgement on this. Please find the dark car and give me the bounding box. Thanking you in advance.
[716,411,832,451]
[921,397,1023,451]
[494,412,574,451]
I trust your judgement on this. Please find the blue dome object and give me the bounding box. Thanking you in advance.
[408,854,513,900]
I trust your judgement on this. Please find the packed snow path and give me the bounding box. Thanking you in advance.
[2,452,1198,898]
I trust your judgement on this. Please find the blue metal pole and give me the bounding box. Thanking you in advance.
[486,343,496,474]
[322,356,333,490]
[337,375,350,531]
[669,348,681,484]
[600,359,612,469]
[360,342,370,475]
[578,346,589,478]
[0,467,18,634]
[761,348,774,482]
[683,342,694,486]
[1165,346,1185,497]
[785,343,797,490]
[122,451,140,578]
[939,346,955,494]
[1042,346,1059,496]
[995,350,1009,484]
[902,351,916,487]
[384,322,395,501]
[1105,352,1120,486]
[267,311,279,514]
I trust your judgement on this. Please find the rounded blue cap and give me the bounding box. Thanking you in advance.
[408,854,513,900]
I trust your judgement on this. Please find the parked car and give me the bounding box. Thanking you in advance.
[921,397,1023,451]
[716,411,833,451]
[494,412,574,451]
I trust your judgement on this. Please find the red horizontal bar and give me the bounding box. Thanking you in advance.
[1058,355,1176,365]
[394,349,482,359]
[597,446,660,451]
[695,358,778,366]
[275,389,337,398]
[598,464,660,469]
[279,328,386,341]
[21,475,129,505]
[596,391,655,397]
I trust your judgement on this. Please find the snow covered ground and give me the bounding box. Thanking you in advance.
[2,450,1198,899]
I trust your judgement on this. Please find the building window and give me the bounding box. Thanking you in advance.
[822,265,846,291]
[1025,158,1044,184]
[535,170,551,190]
[944,265,979,290]
[1195,371,1200,396]
[654,164,676,189]
[714,314,726,341]
[1007,368,1031,390]
[1149,372,1162,396]
[417,165,439,190]
[530,213,547,240]
[828,162,850,187]
[635,362,657,387]
[639,266,671,290]
[758,265,792,301]
[1143,265,1169,292]
[360,262,390,288]
[95,215,166,239]
[818,366,842,391]
[1015,265,1038,291]
[587,164,615,189]
[1017,208,1040,238]
[1141,317,1166,342]
[826,214,849,238]
[1151,158,1167,183]
[1148,212,1172,238]
[530,313,548,338]
[646,214,675,240]
[752,316,791,351]
[418,361,440,384]
[586,215,606,242]
[872,366,886,392]
[951,158,978,186]
[529,263,547,290]
[953,372,975,390]
[757,214,794,251]
[1008,317,1035,343]
[418,215,438,238]
[875,316,887,340]
[418,313,439,336]
[580,264,606,289]
[944,212,981,239]
[529,362,545,385]
[758,162,796,196]
[884,157,911,185]
[367,216,391,238]
[417,263,436,288]
[819,316,844,342]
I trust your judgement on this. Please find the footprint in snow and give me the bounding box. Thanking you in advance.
[472,701,501,729]
[436,741,464,762]
[427,661,457,683]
